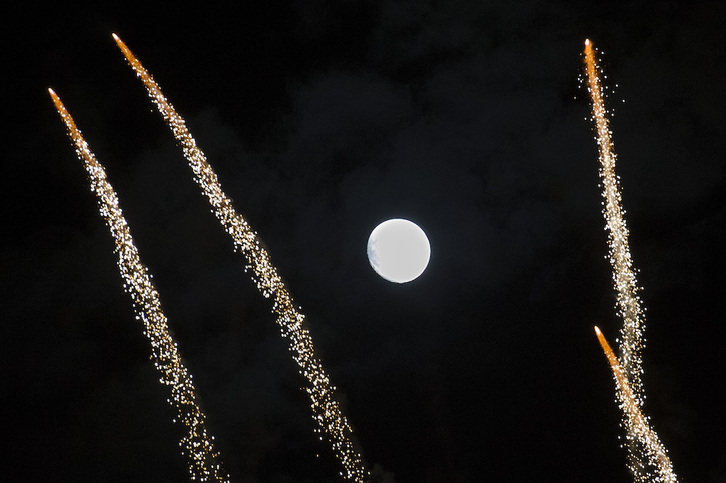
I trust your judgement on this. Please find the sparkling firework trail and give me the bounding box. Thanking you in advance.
[111,34,370,482]
[583,38,645,406]
[584,40,676,481]
[594,327,677,482]
[49,88,228,483]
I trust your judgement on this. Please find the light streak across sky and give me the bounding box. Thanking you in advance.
[48,88,228,482]
[111,34,370,482]
[594,327,677,482]
[583,38,646,407]
[584,39,677,482]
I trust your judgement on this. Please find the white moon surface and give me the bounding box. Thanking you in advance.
[367,219,431,283]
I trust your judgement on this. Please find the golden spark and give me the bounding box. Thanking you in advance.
[111,33,369,482]
[584,39,677,481]
[594,327,677,482]
[49,88,229,482]
[584,38,646,405]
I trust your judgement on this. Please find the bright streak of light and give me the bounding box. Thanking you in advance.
[583,38,645,406]
[111,34,369,482]
[584,40,677,482]
[594,327,677,482]
[49,88,229,483]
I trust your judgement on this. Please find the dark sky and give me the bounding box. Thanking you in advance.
[4,1,726,481]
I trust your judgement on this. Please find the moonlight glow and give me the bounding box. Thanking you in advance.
[367,219,431,283]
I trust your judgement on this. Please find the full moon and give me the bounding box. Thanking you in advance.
[367,219,431,283]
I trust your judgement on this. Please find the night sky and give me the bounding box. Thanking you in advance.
[4,1,726,481]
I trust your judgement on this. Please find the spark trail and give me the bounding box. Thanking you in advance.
[584,40,676,481]
[584,38,646,407]
[49,88,228,483]
[111,34,370,482]
[594,327,677,482]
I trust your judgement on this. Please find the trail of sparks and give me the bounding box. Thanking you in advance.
[594,327,677,482]
[111,34,370,482]
[584,38,645,407]
[49,88,228,483]
[584,40,676,481]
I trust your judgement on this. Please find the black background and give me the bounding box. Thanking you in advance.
[4,1,726,481]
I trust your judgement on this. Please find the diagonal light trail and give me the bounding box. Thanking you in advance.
[584,38,646,408]
[594,327,677,482]
[111,33,370,482]
[584,39,677,482]
[49,88,228,482]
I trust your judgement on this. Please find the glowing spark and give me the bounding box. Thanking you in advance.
[49,88,228,483]
[584,40,677,481]
[594,327,677,482]
[111,34,369,482]
[584,38,645,405]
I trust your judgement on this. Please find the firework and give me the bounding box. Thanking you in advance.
[594,327,677,482]
[584,38,645,406]
[584,39,677,481]
[49,88,228,482]
[111,34,369,481]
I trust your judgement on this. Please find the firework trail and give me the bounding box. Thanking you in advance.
[594,327,677,482]
[49,88,228,482]
[584,38,646,406]
[111,34,369,482]
[584,40,676,481]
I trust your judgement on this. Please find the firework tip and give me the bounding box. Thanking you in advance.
[585,38,590,46]
[112,32,120,41]
[48,87,61,103]
[594,325,602,336]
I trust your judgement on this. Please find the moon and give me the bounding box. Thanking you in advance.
[367,219,431,283]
